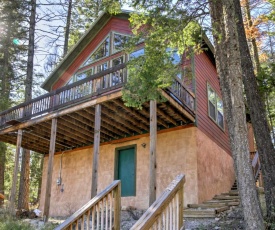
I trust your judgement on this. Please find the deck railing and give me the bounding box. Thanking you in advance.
[130,174,185,230]
[167,79,195,114]
[54,180,121,230]
[251,151,261,181]
[0,63,195,129]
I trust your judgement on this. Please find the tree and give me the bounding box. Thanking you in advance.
[232,0,275,219]
[0,0,27,206]
[209,0,265,227]
[18,0,37,211]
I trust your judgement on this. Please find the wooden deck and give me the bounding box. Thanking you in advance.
[0,63,195,154]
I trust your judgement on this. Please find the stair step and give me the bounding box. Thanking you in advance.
[221,191,239,196]
[187,203,227,208]
[183,209,216,218]
[204,199,239,204]
[214,195,240,200]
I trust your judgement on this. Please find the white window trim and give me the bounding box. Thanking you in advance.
[207,83,225,130]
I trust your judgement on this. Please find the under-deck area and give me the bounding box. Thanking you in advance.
[0,64,195,154]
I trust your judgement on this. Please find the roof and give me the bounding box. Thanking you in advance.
[41,10,215,92]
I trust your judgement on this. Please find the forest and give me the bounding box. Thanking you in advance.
[0,0,275,229]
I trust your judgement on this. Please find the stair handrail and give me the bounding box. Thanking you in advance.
[251,151,261,180]
[130,174,185,230]
[54,180,121,230]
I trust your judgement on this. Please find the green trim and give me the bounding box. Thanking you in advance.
[114,144,137,197]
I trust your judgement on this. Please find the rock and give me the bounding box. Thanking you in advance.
[215,217,220,221]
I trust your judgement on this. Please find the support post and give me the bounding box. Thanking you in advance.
[149,100,157,205]
[9,129,23,214]
[43,118,57,222]
[91,104,101,198]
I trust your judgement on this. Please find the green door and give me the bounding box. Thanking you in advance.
[116,147,136,197]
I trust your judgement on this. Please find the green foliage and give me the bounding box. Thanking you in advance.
[122,3,202,108]
[0,210,34,230]
[29,153,43,204]
[69,0,123,47]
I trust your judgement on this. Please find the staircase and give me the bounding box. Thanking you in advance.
[184,182,239,218]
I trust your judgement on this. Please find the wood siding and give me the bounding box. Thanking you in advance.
[195,53,231,154]
[53,17,131,90]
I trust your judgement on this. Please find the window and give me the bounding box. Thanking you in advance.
[96,62,108,73]
[111,56,124,86]
[113,33,130,53]
[76,68,94,81]
[130,48,144,59]
[83,36,110,66]
[207,84,224,129]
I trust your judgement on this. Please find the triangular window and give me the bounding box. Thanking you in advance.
[82,36,110,67]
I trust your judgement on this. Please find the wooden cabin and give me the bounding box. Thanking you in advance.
[0,11,237,217]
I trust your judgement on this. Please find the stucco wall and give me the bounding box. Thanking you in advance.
[197,129,235,203]
[40,127,199,216]
[39,126,234,217]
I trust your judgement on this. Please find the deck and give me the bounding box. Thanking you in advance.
[0,63,195,154]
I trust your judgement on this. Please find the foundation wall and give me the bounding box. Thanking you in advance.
[40,127,198,217]
[196,129,235,203]
[39,127,235,216]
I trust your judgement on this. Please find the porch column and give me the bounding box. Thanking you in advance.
[149,100,157,205]
[9,129,23,214]
[91,104,101,198]
[43,118,57,222]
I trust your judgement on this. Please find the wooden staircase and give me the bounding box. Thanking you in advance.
[184,182,240,218]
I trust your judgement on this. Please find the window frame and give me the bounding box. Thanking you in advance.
[207,83,225,130]
[81,34,111,67]
[112,32,131,54]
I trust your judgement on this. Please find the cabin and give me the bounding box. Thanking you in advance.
[0,11,249,218]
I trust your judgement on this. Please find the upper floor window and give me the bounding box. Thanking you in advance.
[207,84,224,129]
[83,36,110,67]
[113,33,130,53]
[130,48,144,59]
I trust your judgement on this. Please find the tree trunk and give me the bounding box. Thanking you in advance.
[242,0,260,75]
[37,155,44,205]
[18,0,37,211]
[209,0,264,228]
[233,0,275,219]
[0,12,13,206]
[0,143,6,206]
[18,149,30,210]
[63,0,72,57]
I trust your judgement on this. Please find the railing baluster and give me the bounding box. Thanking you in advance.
[109,192,113,230]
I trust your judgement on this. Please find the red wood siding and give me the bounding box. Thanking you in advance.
[195,53,231,154]
[53,17,131,90]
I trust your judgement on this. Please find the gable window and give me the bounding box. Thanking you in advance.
[83,36,110,66]
[207,84,224,129]
[113,33,130,53]
[130,48,144,59]
[76,68,94,81]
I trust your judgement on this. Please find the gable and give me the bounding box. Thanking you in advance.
[42,11,131,91]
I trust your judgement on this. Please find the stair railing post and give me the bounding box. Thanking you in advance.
[113,182,121,230]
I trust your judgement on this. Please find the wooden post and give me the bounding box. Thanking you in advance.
[178,183,184,228]
[9,129,23,214]
[91,104,101,198]
[43,118,57,222]
[149,100,157,206]
[113,182,121,230]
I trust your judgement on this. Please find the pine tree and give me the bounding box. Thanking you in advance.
[0,0,27,206]
[18,0,37,211]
